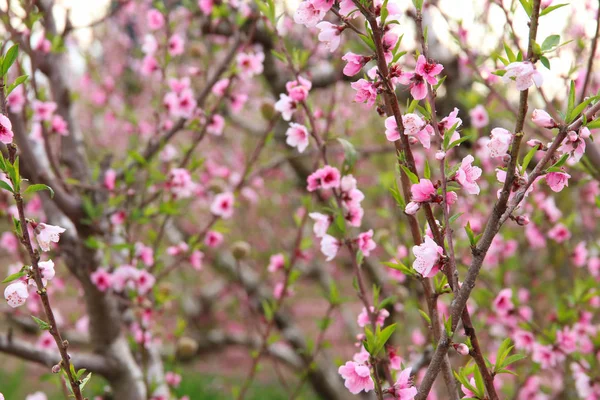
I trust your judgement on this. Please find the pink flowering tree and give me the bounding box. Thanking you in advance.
[1,0,600,399]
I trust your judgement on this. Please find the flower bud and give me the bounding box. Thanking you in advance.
[52,363,61,373]
[515,215,530,226]
[454,343,470,355]
[405,201,420,215]
[580,126,591,139]
[231,241,251,260]
[531,109,556,128]
[435,151,446,160]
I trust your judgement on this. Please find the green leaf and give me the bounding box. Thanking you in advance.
[540,2,568,16]
[31,315,51,330]
[6,75,28,96]
[371,323,397,356]
[449,212,463,224]
[521,146,538,171]
[504,42,516,63]
[465,221,475,247]
[570,95,599,123]
[540,56,550,69]
[548,153,569,170]
[473,367,485,397]
[424,159,431,179]
[418,309,431,325]
[448,135,470,150]
[24,184,54,198]
[80,372,93,391]
[541,35,560,52]
[1,44,18,77]
[0,180,13,193]
[443,122,460,150]
[400,165,419,184]
[337,138,358,174]
[566,81,576,122]
[518,0,533,16]
[412,0,423,11]
[2,269,26,283]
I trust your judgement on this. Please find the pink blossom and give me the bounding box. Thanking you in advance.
[274,94,296,121]
[294,1,327,28]
[168,34,185,56]
[338,0,357,15]
[513,329,535,352]
[212,79,230,96]
[455,343,469,356]
[210,192,235,219]
[135,243,154,267]
[547,223,571,243]
[384,116,401,142]
[503,61,544,91]
[412,236,443,277]
[91,268,112,292]
[0,114,14,144]
[306,166,341,191]
[404,201,420,215]
[35,223,66,252]
[207,114,225,136]
[142,34,158,55]
[357,306,389,328]
[141,55,159,76]
[136,270,156,295]
[32,101,57,122]
[316,22,342,52]
[415,55,444,85]
[285,123,310,153]
[357,230,376,256]
[165,372,182,388]
[36,331,54,350]
[7,85,25,113]
[556,327,577,354]
[236,52,264,77]
[470,105,489,128]
[104,169,116,191]
[198,0,214,14]
[320,234,340,261]
[532,109,555,128]
[438,107,462,143]
[572,241,588,267]
[268,253,286,273]
[32,260,56,287]
[493,288,514,317]
[389,367,417,399]
[487,127,513,158]
[342,52,366,76]
[4,281,29,308]
[285,76,312,102]
[312,0,334,12]
[532,343,558,369]
[25,392,47,400]
[545,171,570,192]
[169,77,191,94]
[409,75,427,100]
[410,179,436,203]
[308,212,331,238]
[167,168,196,199]
[350,79,378,107]
[455,155,482,195]
[402,113,434,149]
[190,250,204,270]
[205,231,224,247]
[147,9,165,30]
[338,361,374,394]
[273,281,293,299]
[0,232,18,254]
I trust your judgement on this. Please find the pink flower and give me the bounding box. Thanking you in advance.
[455,155,482,195]
[545,171,570,192]
[147,9,165,30]
[412,236,443,277]
[205,231,224,248]
[556,327,577,354]
[210,192,235,219]
[142,34,158,55]
[410,179,436,203]
[207,114,225,136]
[273,281,293,299]
[286,123,310,153]
[168,34,185,56]
[190,250,204,270]
[350,79,378,107]
[532,109,555,128]
[547,223,571,243]
[33,260,55,287]
[342,52,366,76]
[268,253,286,273]
[438,107,463,139]
[167,168,196,199]
[455,343,469,356]
[409,75,427,100]
[512,329,535,352]
[532,343,558,369]
[198,0,214,14]
[4,281,29,308]
[0,114,14,144]
[503,61,543,91]
[404,201,420,215]
[165,372,182,388]
[415,55,444,85]
[469,105,489,128]
[136,270,155,295]
[104,169,116,191]
[384,116,401,142]
[236,52,264,77]
[312,0,334,12]
[7,85,25,113]
[338,361,374,394]
[306,166,341,191]
[316,22,342,52]
[320,234,340,261]
[357,306,389,328]
[91,268,112,292]
[357,230,376,256]
[493,288,514,317]
[308,212,331,238]
[487,127,513,158]
[402,113,434,149]
[285,76,312,102]
[36,331,54,350]
[274,94,296,121]
[141,55,159,76]
[390,367,417,400]
[572,241,588,267]
[35,223,66,252]
[32,101,57,122]
[135,243,154,266]
[25,392,47,400]
[294,0,327,28]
